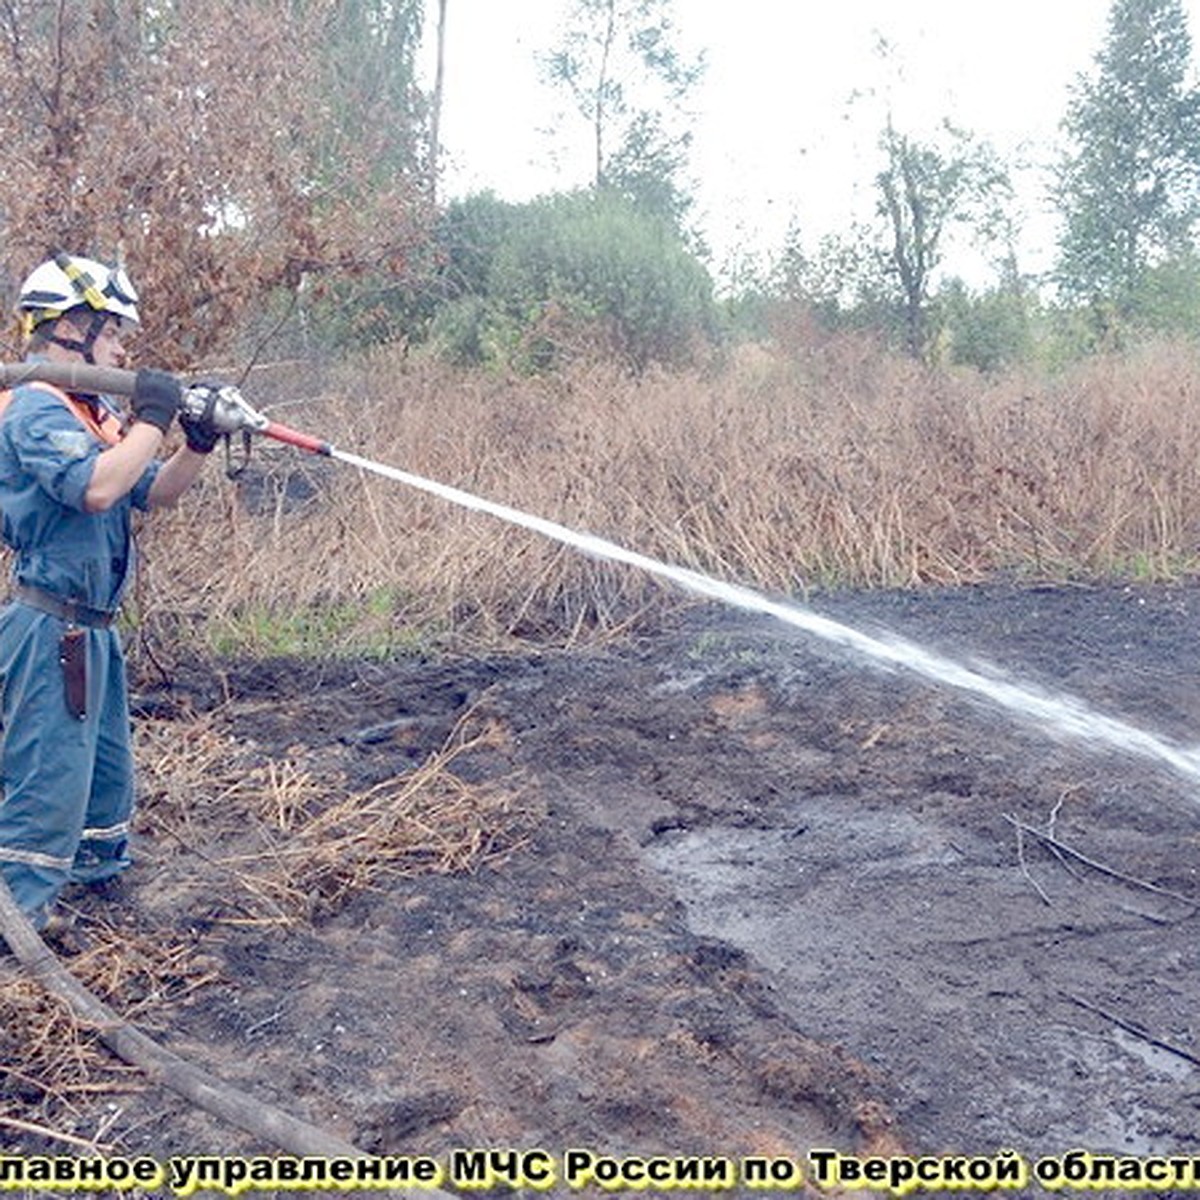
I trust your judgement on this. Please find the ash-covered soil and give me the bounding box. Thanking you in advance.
[5,581,1200,1192]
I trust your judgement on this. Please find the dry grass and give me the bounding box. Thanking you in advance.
[134,705,533,926]
[128,331,1200,654]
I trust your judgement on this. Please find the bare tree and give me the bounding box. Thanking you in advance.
[541,0,702,224]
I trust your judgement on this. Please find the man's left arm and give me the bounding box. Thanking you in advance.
[145,445,208,509]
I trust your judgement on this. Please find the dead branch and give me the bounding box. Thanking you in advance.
[1011,819,1053,906]
[1001,814,1200,912]
[0,1114,109,1154]
[1043,789,1085,881]
[1061,992,1200,1068]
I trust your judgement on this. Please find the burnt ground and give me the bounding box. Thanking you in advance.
[5,580,1200,1193]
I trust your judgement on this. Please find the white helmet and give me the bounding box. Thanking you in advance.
[16,253,140,338]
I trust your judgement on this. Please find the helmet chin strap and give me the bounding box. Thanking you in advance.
[44,311,108,365]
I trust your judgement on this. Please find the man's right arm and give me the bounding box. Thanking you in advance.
[83,423,164,512]
[83,367,181,512]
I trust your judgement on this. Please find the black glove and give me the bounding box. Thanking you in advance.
[178,384,222,455]
[130,368,181,433]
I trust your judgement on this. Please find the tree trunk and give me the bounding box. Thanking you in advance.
[430,0,448,202]
[594,0,616,186]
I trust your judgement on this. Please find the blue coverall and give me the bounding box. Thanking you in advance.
[0,379,158,927]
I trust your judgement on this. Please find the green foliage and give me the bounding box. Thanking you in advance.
[771,126,1014,362]
[776,223,894,336]
[426,189,718,372]
[1043,251,1200,358]
[603,110,696,231]
[1128,252,1200,334]
[208,591,438,660]
[434,191,525,299]
[320,0,430,183]
[1055,0,1200,324]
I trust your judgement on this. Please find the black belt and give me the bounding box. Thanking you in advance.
[10,583,116,629]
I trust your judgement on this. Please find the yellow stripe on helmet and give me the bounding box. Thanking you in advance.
[54,253,108,312]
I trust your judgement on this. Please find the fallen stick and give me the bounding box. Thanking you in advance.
[0,1114,111,1153]
[1011,819,1053,907]
[340,716,425,747]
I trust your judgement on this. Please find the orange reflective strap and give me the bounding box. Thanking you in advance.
[0,381,122,446]
[63,393,122,446]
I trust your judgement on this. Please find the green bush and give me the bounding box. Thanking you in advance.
[430,188,719,373]
[939,278,1037,373]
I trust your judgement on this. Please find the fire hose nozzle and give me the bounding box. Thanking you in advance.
[180,383,270,435]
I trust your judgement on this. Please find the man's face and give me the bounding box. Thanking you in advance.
[89,316,128,369]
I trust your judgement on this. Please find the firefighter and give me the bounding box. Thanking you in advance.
[0,253,221,931]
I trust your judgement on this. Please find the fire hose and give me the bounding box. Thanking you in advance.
[0,359,330,455]
[0,359,805,609]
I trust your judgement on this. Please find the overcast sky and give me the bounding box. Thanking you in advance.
[420,1,1200,286]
